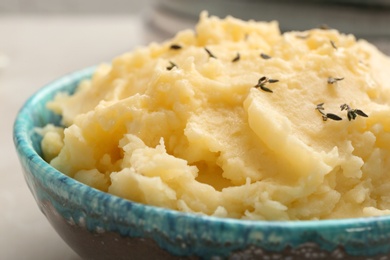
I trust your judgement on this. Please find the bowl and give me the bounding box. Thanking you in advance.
[13,66,390,259]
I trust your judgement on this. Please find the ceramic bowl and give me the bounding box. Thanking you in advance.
[13,67,390,259]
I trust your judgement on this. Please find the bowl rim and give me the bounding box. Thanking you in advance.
[13,65,390,233]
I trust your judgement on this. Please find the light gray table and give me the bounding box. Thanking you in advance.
[0,14,145,260]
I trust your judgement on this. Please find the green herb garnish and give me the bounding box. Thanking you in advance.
[254,76,278,93]
[260,53,272,60]
[327,77,344,84]
[166,61,178,70]
[316,103,342,121]
[170,44,182,50]
[232,53,240,62]
[326,113,343,121]
[340,104,368,121]
[316,103,368,121]
[330,40,338,50]
[204,47,217,59]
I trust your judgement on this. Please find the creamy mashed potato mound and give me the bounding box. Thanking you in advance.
[41,12,390,220]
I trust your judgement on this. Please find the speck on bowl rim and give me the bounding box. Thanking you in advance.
[13,66,390,259]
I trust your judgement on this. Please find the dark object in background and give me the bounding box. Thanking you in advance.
[144,0,390,54]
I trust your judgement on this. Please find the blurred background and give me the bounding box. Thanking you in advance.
[1,1,389,260]
[0,0,152,14]
[1,0,389,48]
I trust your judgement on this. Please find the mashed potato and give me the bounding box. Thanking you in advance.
[40,12,390,220]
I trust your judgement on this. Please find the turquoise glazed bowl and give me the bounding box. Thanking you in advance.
[13,67,390,259]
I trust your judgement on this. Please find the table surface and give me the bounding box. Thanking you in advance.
[1,13,389,260]
[0,14,148,260]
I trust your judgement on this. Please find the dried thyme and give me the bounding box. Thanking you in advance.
[232,53,240,62]
[260,53,272,60]
[166,61,178,71]
[204,47,217,59]
[170,44,182,50]
[316,103,342,121]
[254,76,278,93]
[340,104,368,121]
[327,77,344,84]
[268,79,279,83]
[317,103,368,121]
[330,40,338,50]
[326,113,343,121]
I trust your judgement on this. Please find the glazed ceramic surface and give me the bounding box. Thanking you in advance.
[13,67,390,259]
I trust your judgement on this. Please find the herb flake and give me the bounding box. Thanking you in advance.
[232,52,240,62]
[166,61,178,71]
[268,79,279,83]
[170,44,182,50]
[260,53,272,60]
[316,103,328,121]
[316,103,342,121]
[326,113,342,121]
[254,76,278,93]
[340,104,368,121]
[204,47,217,59]
[355,109,369,117]
[330,40,338,50]
[327,77,344,84]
